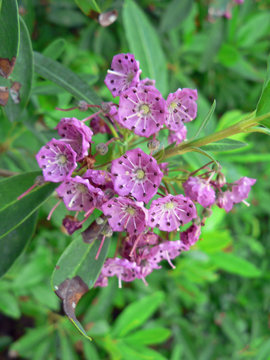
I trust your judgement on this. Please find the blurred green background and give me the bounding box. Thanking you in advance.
[0,0,270,359]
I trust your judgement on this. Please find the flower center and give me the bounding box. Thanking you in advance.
[169,101,178,111]
[58,154,67,165]
[77,183,87,193]
[164,201,176,210]
[126,206,136,216]
[135,169,145,180]
[139,103,150,116]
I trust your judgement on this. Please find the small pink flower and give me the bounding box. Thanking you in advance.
[183,177,216,208]
[102,258,140,287]
[148,194,197,231]
[105,53,141,97]
[102,196,148,235]
[118,85,166,137]
[56,117,93,160]
[56,176,103,212]
[217,191,234,212]
[231,177,256,203]
[168,125,187,145]
[149,240,184,269]
[180,224,201,250]
[165,88,197,131]
[111,148,163,203]
[36,139,77,182]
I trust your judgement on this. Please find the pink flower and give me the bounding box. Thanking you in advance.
[56,176,103,212]
[148,194,197,231]
[104,53,141,97]
[168,125,187,145]
[90,116,111,135]
[183,177,216,208]
[165,88,197,131]
[118,85,166,137]
[180,224,201,250]
[36,138,77,182]
[56,117,93,160]
[217,191,234,212]
[231,177,256,203]
[102,258,140,287]
[111,148,163,203]
[102,196,148,235]
[149,240,185,269]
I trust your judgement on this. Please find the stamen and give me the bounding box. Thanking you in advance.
[47,200,62,221]
[95,235,106,260]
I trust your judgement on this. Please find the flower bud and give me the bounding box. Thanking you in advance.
[216,173,226,188]
[101,102,111,114]
[96,143,108,155]
[147,139,160,152]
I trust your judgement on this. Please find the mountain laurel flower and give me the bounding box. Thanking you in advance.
[111,148,163,203]
[231,177,256,203]
[180,224,201,251]
[165,88,197,131]
[149,240,185,269]
[56,176,103,212]
[183,177,216,208]
[36,138,77,182]
[217,191,234,212]
[102,196,148,235]
[104,53,141,97]
[118,85,166,137]
[148,194,197,231]
[56,117,93,160]
[101,258,140,287]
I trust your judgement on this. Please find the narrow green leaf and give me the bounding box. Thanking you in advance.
[193,100,216,139]
[0,172,57,238]
[124,327,171,346]
[201,138,247,152]
[0,0,19,78]
[256,56,270,127]
[43,38,67,60]
[237,12,270,48]
[4,17,33,122]
[160,0,193,32]
[247,126,270,136]
[117,341,167,360]
[0,292,20,318]
[123,0,168,95]
[0,212,37,278]
[34,52,101,105]
[112,291,165,337]
[210,252,262,277]
[52,220,110,339]
[75,0,101,14]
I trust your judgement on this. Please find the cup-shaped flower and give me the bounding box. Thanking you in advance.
[149,240,185,268]
[56,176,103,212]
[180,224,201,251]
[183,177,216,208]
[56,117,93,160]
[111,148,163,203]
[118,85,166,137]
[104,53,141,97]
[148,194,197,231]
[102,258,140,287]
[165,88,197,131]
[36,138,77,182]
[102,196,148,235]
[231,177,256,203]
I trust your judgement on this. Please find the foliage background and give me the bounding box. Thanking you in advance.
[0,0,270,359]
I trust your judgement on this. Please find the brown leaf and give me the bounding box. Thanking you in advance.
[10,81,21,104]
[55,276,88,322]
[98,10,118,27]
[0,57,16,79]
[0,86,9,106]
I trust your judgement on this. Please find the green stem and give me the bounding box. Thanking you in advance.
[161,112,270,160]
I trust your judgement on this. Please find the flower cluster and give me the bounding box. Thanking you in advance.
[19,53,256,288]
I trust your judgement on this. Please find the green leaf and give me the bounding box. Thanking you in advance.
[75,0,101,14]
[160,0,193,33]
[124,327,171,346]
[0,172,57,239]
[237,12,270,48]
[52,219,110,339]
[201,138,248,152]
[34,52,101,105]
[193,100,216,139]
[0,292,20,318]
[0,212,37,278]
[117,341,167,360]
[43,38,67,60]
[4,17,33,122]
[256,56,270,127]
[209,252,262,277]
[112,291,165,337]
[123,0,168,95]
[0,0,19,78]
[198,230,232,253]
